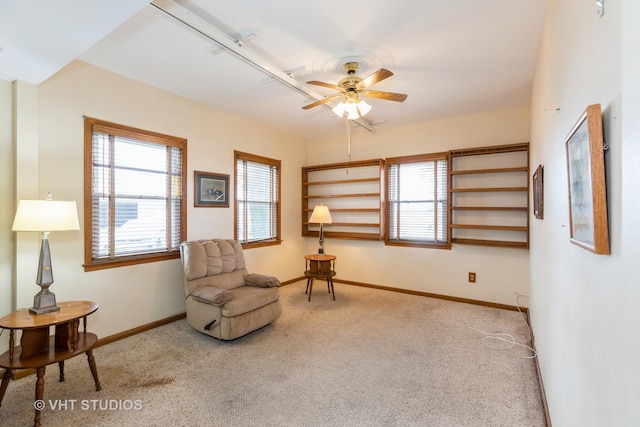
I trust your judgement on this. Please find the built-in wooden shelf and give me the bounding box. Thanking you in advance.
[303,222,379,228]
[450,166,528,175]
[451,224,528,231]
[303,208,379,213]
[304,177,380,185]
[451,206,528,211]
[304,193,380,199]
[301,143,529,248]
[449,143,530,249]
[450,187,528,193]
[452,238,528,249]
[302,159,385,241]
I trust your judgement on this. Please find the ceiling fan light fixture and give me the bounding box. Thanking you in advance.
[357,99,372,116]
[344,99,359,120]
[332,101,348,118]
[332,96,371,120]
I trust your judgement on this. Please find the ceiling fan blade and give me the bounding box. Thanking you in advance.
[306,80,342,90]
[362,90,408,102]
[302,94,342,110]
[359,68,393,89]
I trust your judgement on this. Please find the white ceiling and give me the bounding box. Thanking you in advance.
[0,0,547,140]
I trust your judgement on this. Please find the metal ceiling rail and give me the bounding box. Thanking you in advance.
[150,0,375,133]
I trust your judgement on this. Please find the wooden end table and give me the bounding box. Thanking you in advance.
[0,301,102,427]
[304,254,337,301]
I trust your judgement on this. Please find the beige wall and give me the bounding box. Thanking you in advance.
[0,80,13,352]
[5,60,308,342]
[1,59,534,352]
[306,106,532,306]
[11,18,630,424]
[2,3,637,423]
[530,0,639,425]
[621,0,640,422]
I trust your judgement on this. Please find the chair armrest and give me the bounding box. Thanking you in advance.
[188,285,233,306]
[244,273,280,288]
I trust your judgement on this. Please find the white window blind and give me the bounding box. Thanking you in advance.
[86,119,185,267]
[387,156,448,246]
[235,152,280,245]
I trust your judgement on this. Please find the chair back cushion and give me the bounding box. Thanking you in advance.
[180,239,248,291]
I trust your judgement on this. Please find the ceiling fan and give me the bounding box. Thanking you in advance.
[302,62,408,119]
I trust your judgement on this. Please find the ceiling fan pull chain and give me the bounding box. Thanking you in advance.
[346,116,351,175]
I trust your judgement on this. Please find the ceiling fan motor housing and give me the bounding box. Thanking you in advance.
[344,62,360,75]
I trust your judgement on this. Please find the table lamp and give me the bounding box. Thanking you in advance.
[309,204,332,255]
[12,193,80,314]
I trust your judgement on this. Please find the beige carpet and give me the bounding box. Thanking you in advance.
[0,282,545,426]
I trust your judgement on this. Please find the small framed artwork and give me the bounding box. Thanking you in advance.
[194,171,229,207]
[533,165,544,220]
[564,104,609,254]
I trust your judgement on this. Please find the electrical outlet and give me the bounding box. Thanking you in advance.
[468,272,476,283]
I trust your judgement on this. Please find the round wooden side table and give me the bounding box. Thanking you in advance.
[304,254,337,301]
[0,301,101,427]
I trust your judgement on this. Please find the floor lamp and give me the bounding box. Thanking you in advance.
[309,204,332,255]
[12,193,80,314]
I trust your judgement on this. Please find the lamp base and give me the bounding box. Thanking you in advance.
[317,247,325,255]
[30,232,60,314]
[30,291,60,315]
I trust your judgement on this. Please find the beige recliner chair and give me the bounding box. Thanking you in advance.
[179,238,282,340]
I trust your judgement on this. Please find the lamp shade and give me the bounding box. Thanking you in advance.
[332,101,348,118]
[309,205,332,224]
[12,199,80,232]
[356,99,372,116]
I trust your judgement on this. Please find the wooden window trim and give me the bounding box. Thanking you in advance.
[384,152,451,249]
[234,150,282,249]
[83,117,187,271]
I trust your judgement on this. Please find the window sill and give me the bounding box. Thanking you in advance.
[384,240,451,250]
[84,252,180,272]
[241,239,282,250]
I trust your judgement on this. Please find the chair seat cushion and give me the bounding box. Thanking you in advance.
[222,286,280,317]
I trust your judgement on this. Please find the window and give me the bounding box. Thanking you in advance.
[83,117,186,271]
[385,153,449,248]
[234,151,281,248]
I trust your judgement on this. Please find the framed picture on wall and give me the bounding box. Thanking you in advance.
[533,164,544,220]
[564,104,609,254]
[194,171,229,207]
